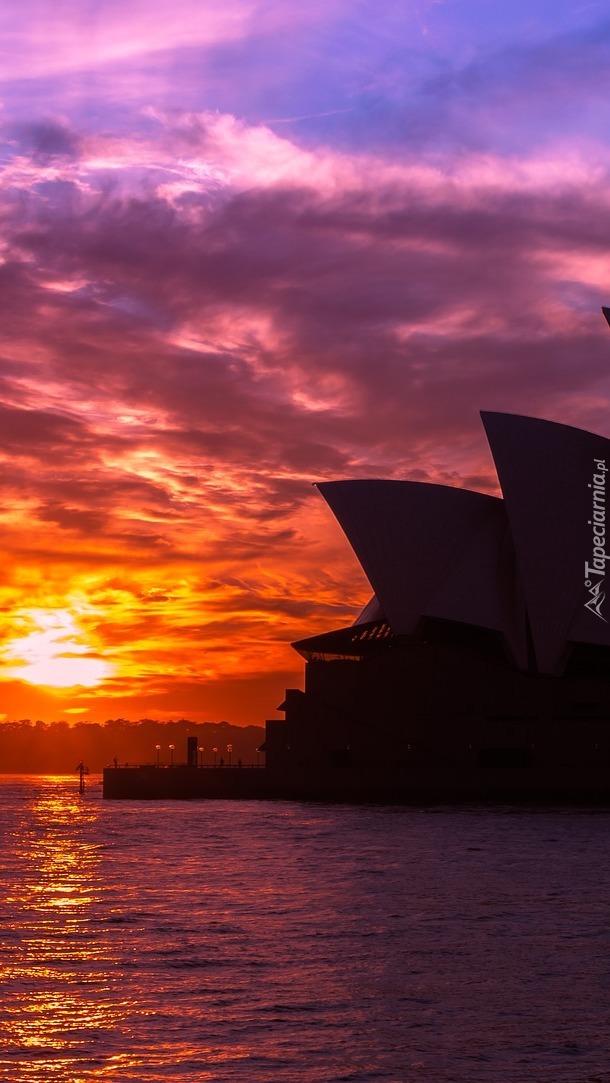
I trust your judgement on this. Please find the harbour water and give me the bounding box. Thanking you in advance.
[2,775,610,1082]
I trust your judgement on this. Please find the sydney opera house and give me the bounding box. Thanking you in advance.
[104,408,610,802]
[264,411,610,800]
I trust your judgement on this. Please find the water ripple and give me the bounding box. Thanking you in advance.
[2,777,610,1081]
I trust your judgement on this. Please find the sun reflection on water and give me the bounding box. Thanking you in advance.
[0,778,130,1078]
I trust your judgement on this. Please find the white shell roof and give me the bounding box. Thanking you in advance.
[355,595,385,624]
[317,412,610,674]
[317,480,523,653]
[482,412,610,672]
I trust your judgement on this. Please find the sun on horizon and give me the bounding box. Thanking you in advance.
[1,609,114,690]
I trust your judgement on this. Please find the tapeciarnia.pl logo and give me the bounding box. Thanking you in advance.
[584,458,608,622]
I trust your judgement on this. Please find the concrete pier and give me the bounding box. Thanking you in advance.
[102,762,610,803]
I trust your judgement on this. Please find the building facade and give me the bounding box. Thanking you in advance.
[266,412,610,789]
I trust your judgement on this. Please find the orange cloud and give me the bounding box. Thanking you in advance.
[1,104,610,724]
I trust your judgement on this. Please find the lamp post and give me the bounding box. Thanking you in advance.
[213,746,218,767]
[227,743,232,767]
[169,743,175,766]
[198,746,204,767]
[156,744,161,767]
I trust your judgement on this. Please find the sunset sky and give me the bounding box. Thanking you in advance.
[1,0,610,725]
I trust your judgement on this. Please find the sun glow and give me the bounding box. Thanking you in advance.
[1,610,114,689]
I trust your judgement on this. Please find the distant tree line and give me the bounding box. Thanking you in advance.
[0,718,266,774]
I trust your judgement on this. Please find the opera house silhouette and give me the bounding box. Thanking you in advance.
[262,410,610,800]
[105,409,610,801]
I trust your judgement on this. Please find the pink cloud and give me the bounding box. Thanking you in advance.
[1,99,610,720]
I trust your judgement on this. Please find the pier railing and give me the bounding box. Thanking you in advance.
[108,762,265,769]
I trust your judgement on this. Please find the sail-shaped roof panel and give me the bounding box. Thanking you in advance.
[423,502,528,667]
[481,412,610,672]
[354,595,385,625]
[317,480,509,639]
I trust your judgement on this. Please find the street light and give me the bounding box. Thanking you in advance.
[169,743,175,766]
[227,743,232,767]
[198,746,204,767]
[213,746,218,767]
[155,744,161,767]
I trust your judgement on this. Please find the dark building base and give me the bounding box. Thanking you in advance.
[103,764,610,804]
